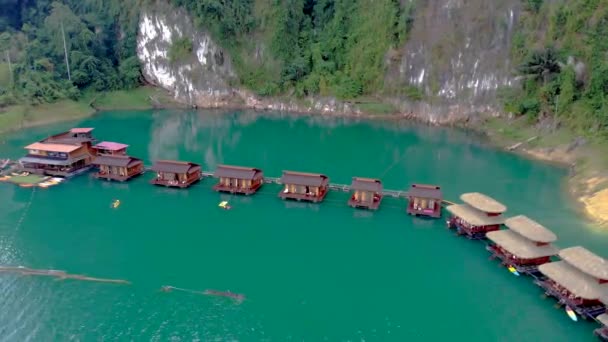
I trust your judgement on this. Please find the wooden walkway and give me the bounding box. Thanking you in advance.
[198,170,452,204]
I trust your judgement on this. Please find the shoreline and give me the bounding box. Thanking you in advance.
[2,88,606,228]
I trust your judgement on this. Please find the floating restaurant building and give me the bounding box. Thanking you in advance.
[19,142,94,177]
[348,177,382,210]
[486,215,558,275]
[537,246,608,319]
[406,184,442,218]
[92,155,144,182]
[92,142,128,156]
[150,160,201,188]
[212,165,264,195]
[446,192,506,239]
[279,171,329,203]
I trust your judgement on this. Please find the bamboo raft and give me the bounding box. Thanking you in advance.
[0,266,130,285]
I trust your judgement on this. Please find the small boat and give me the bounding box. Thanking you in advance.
[111,200,120,208]
[218,201,231,210]
[565,306,578,322]
[507,265,520,276]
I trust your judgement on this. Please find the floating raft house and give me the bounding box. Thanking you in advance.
[43,127,96,145]
[20,142,93,178]
[279,171,329,203]
[446,192,506,239]
[93,141,129,156]
[93,155,144,182]
[212,165,264,195]
[596,313,608,341]
[406,184,442,218]
[537,246,608,319]
[348,177,382,210]
[486,215,558,275]
[150,160,201,188]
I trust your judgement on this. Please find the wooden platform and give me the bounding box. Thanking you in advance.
[279,190,328,203]
[94,171,143,182]
[212,183,262,195]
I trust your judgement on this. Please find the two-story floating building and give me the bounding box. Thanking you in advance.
[279,171,329,203]
[43,127,96,145]
[19,142,94,177]
[348,177,382,210]
[446,192,506,239]
[92,155,144,182]
[212,165,264,195]
[537,246,608,320]
[150,160,201,188]
[406,184,443,218]
[486,215,558,275]
[597,312,608,341]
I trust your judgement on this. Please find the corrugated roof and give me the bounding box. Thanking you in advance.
[598,313,608,326]
[214,165,262,180]
[350,177,382,192]
[446,204,505,226]
[538,261,608,300]
[504,215,557,243]
[152,160,200,174]
[70,128,94,133]
[407,184,443,199]
[486,230,558,259]
[93,155,141,167]
[559,246,608,280]
[460,192,507,213]
[25,142,81,153]
[94,141,129,151]
[281,171,328,187]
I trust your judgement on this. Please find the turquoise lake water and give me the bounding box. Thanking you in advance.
[0,109,607,340]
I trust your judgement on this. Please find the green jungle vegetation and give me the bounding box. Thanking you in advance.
[0,0,607,143]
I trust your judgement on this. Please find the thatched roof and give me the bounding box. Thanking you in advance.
[152,160,200,174]
[486,230,558,259]
[406,184,442,200]
[350,177,382,192]
[598,313,608,327]
[446,204,504,226]
[281,171,328,187]
[538,261,608,299]
[504,215,557,243]
[559,246,608,280]
[460,192,507,214]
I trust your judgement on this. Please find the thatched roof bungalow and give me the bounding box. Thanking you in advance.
[486,215,558,274]
[446,192,507,240]
[537,246,608,319]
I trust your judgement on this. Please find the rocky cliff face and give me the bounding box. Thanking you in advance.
[137,1,237,107]
[137,0,521,123]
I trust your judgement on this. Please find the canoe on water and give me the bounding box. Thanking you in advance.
[565,306,578,322]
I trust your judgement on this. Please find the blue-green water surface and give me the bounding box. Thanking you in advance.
[0,110,607,341]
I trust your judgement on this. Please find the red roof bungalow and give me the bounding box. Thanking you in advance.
[537,246,608,320]
[406,184,443,218]
[150,160,201,188]
[93,142,129,156]
[93,155,144,182]
[212,165,264,195]
[43,127,96,145]
[446,192,506,240]
[348,177,382,210]
[279,171,329,203]
[19,142,94,177]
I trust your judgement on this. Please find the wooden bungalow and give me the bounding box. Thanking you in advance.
[406,184,443,218]
[212,165,264,195]
[446,192,506,239]
[93,142,129,156]
[279,171,329,203]
[19,142,94,177]
[486,215,558,275]
[537,246,608,320]
[93,155,144,182]
[595,313,608,341]
[348,177,382,210]
[150,160,201,188]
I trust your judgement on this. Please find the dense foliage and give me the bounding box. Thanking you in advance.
[0,0,142,106]
[172,0,414,98]
[506,0,608,139]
